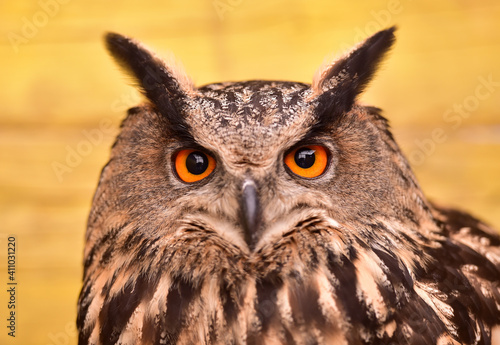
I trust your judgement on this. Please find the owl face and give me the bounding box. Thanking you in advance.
[166,84,408,251]
[99,27,429,255]
[167,80,332,250]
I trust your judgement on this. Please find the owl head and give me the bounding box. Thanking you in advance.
[94,26,433,253]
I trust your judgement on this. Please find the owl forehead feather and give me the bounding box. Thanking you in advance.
[191,80,313,129]
[105,27,396,140]
[182,80,317,158]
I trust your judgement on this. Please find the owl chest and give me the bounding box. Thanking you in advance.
[141,232,371,344]
[90,227,467,344]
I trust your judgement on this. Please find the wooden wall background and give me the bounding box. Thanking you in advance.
[0,0,499,344]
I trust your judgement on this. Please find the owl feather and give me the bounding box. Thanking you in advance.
[78,27,500,345]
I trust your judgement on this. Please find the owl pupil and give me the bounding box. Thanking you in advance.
[295,148,316,169]
[186,152,208,175]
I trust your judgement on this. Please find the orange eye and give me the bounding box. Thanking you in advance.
[175,149,216,183]
[284,145,328,178]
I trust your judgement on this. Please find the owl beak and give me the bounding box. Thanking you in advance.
[240,179,261,248]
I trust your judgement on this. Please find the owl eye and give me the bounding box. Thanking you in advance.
[284,145,328,178]
[175,149,216,183]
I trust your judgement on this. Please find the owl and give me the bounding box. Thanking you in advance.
[77,27,500,345]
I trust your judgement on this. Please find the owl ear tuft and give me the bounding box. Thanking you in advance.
[105,32,197,116]
[311,27,396,121]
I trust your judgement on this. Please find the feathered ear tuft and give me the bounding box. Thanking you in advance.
[311,27,396,125]
[312,27,396,98]
[105,33,197,116]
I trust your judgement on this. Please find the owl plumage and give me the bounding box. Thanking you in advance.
[77,27,500,345]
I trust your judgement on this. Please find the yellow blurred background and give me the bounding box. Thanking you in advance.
[0,0,499,344]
